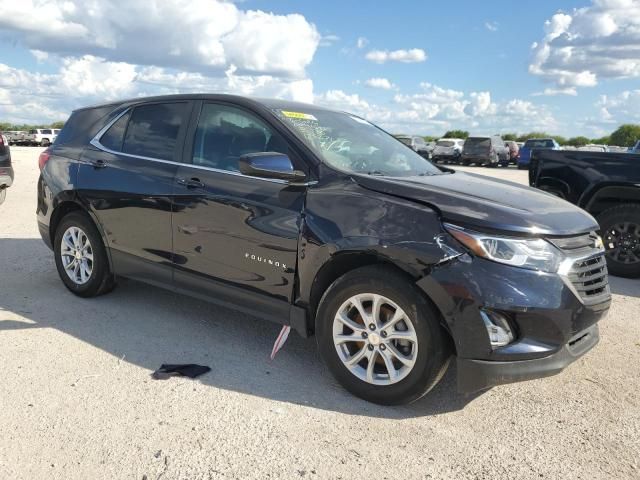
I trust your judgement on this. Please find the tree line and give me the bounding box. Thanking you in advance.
[423,124,640,148]
[0,121,66,131]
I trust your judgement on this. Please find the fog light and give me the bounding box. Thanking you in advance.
[480,310,514,349]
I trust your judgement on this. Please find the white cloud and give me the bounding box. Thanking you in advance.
[532,87,578,96]
[317,83,559,136]
[0,0,320,124]
[0,0,320,77]
[0,56,315,124]
[364,77,394,90]
[356,37,369,49]
[319,34,340,47]
[529,0,640,89]
[485,21,499,32]
[597,89,640,122]
[365,48,427,64]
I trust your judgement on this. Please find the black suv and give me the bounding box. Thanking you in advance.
[0,132,13,205]
[37,94,610,405]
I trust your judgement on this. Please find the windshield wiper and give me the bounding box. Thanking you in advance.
[366,170,387,176]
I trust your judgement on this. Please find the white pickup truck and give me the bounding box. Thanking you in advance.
[25,128,59,146]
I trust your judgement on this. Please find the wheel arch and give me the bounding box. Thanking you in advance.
[305,250,455,352]
[49,199,113,271]
[583,184,640,216]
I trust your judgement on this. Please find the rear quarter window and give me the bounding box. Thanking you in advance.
[100,111,131,152]
[122,103,189,161]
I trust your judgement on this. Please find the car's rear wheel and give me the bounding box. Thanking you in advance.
[316,266,450,405]
[41,139,50,147]
[598,204,640,278]
[54,212,116,297]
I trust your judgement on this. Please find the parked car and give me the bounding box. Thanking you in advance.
[431,138,464,164]
[504,140,520,164]
[460,135,509,167]
[578,144,608,152]
[0,132,13,205]
[6,130,28,145]
[530,149,640,278]
[518,138,560,169]
[26,128,56,146]
[37,94,610,404]
[607,146,628,153]
[395,135,432,159]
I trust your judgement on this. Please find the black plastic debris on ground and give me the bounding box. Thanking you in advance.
[151,364,211,380]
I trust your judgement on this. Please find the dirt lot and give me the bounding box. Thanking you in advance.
[1,147,639,479]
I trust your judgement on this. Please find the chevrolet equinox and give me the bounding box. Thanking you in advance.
[37,94,611,405]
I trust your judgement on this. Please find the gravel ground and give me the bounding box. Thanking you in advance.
[1,147,639,480]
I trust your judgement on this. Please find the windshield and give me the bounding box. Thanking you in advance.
[274,108,442,176]
[524,139,555,149]
[436,140,454,147]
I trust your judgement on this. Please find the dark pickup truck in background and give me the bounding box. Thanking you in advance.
[530,149,640,278]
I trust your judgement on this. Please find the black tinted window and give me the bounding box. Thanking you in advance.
[192,103,286,172]
[123,103,188,161]
[100,112,131,152]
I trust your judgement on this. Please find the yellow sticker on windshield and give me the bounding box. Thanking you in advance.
[281,110,318,121]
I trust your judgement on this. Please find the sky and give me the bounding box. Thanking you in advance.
[0,0,639,138]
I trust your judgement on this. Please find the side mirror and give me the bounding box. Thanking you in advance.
[238,152,307,184]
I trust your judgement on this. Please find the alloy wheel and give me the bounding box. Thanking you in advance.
[604,222,640,264]
[332,293,418,386]
[60,226,94,285]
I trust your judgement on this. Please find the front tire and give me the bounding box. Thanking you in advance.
[598,204,640,278]
[316,266,450,405]
[54,211,116,297]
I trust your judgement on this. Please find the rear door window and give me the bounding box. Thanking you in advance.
[122,103,189,161]
[100,111,131,152]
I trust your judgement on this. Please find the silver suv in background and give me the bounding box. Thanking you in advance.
[5,131,28,145]
[395,135,433,159]
[432,138,464,164]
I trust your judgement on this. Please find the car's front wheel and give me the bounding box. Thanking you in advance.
[54,211,116,297]
[316,266,450,405]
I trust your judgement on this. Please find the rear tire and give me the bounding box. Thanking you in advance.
[316,265,450,405]
[41,139,50,147]
[54,211,116,297]
[597,204,640,278]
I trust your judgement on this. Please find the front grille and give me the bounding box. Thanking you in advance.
[549,233,611,304]
[567,254,609,300]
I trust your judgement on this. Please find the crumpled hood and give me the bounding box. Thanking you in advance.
[354,171,598,236]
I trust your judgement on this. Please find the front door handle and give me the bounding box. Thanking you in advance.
[177,177,205,189]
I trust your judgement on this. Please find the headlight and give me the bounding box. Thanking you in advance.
[444,223,562,273]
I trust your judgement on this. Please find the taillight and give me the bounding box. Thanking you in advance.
[38,149,51,170]
[0,134,4,146]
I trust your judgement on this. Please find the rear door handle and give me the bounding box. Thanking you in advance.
[177,177,205,189]
[91,159,107,168]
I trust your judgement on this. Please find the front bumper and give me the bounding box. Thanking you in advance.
[417,255,610,393]
[457,323,599,393]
